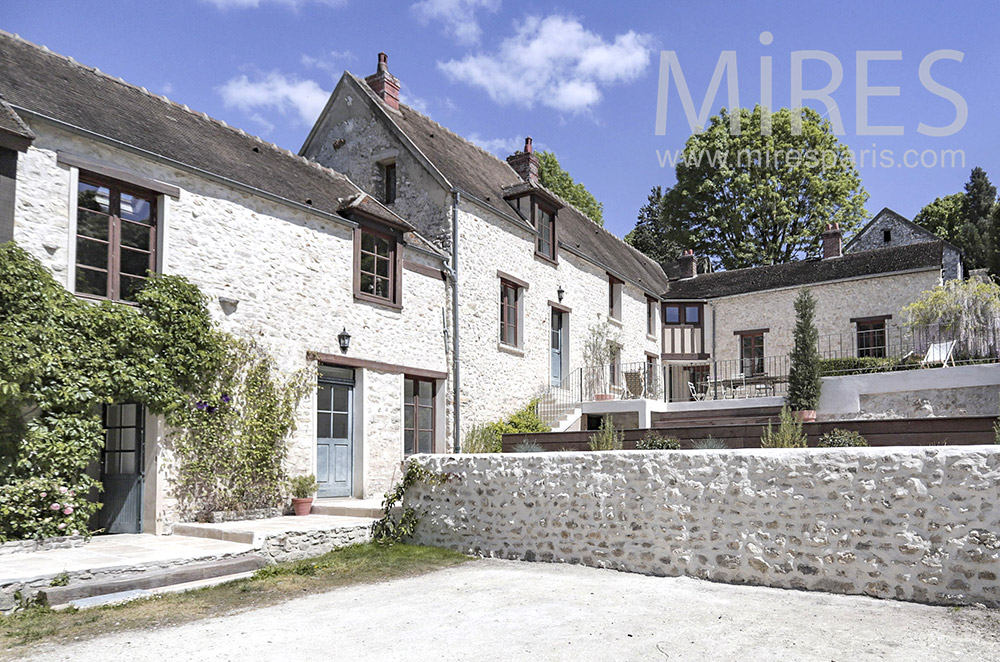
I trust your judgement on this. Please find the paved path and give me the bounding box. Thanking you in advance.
[21,560,1000,661]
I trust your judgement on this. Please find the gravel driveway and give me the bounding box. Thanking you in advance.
[22,559,1000,661]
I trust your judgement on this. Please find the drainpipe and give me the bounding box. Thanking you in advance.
[709,301,718,401]
[450,190,461,453]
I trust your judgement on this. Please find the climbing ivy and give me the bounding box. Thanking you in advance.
[0,242,305,540]
[371,461,454,544]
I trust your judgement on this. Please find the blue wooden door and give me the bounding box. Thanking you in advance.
[550,309,564,387]
[317,368,354,498]
[99,404,144,534]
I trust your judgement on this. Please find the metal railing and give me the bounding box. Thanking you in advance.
[536,361,666,427]
[681,354,790,403]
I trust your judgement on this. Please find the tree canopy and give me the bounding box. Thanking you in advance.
[537,150,604,226]
[627,106,869,271]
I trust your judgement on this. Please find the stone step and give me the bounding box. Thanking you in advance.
[172,522,256,545]
[310,503,384,518]
[38,556,266,607]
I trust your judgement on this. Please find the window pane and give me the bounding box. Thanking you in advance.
[375,256,389,278]
[78,182,110,213]
[121,405,137,426]
[105,428,120,451]
[503,324,515,346]
[360,253,375,274]
[76,237,109,269]
[317,412,332,436]
[120,193,152,223]
[121,220,151,250]
[404,430,414,455]
[120,452,136,475]
[374,236,390,258]
[665,306,680,323]
[418,380,432,402]
[332,386,348,412]
[106,406,121,427]
[375,277,390,298]
[75,268,107,297]
[685,306,700,324]
[332,413,348,438]
[119,428,136,451]
[120,247,151,277]
[317,384,332,412]
[119,275,146,302]
[362,232,374,252]
[418,406,432,430]
[77,210,110,240]
[404,405,414,430]
[360,273,375,294]
[404,379,414,399]
[418,430,432,454]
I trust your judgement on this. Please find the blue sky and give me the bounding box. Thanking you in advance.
[6,1,999,239]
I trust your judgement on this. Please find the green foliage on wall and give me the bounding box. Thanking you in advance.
[0,242,307,541]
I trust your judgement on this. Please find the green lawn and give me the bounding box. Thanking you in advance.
[0,543,469,657]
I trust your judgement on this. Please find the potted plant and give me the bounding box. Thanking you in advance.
[787,288,822,422]
[583,321,621,400]
[289,474,318,516]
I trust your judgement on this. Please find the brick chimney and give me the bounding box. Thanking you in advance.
[821,223,842,259]
[506,137,539,184]
[679,249,697,279]
[365,52,400,111]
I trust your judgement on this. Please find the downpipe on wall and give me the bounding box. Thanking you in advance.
[450,189,461,453]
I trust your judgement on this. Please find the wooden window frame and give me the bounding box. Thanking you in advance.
[608,274,623,321]
[353,220,403,309]
[533,200,558,263]
[74,172,158,303]
[403,376,436,456]
[855,318,888,358]
[646,297,658,337]
[499,278,522,348]
[382,162,397,205]
[738,331,766,376]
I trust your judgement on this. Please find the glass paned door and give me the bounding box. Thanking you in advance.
[317,368,354,498]
[550,309,564,387]
[100,404,144,534]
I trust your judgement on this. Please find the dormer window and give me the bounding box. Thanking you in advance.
[535,204,556,261]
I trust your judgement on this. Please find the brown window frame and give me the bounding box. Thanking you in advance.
[608,274,623,321]
[739,331,766,376]
[382,162,397,204]
[403,376,436,456]
[646,298,658,336]
[534,200,557,263]
[353,220,403,309]
[74,172,158,303]
[499,279,521,347]
[664,303,702,327]
[856,318,888,358]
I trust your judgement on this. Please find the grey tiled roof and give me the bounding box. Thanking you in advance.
[0,31,409,230]
[350,74,670,293]
[663,242,944,300]
[0,94,33,144]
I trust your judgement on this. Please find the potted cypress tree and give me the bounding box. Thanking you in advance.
[787,289,822,422]
[289,474,318,516]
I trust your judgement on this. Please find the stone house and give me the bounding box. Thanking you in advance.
[845,206,964,281]
[0,35,964,537]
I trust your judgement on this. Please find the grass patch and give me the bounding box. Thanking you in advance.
[0,543,468,657]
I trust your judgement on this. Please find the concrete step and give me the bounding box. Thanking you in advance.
[172,522,256,545]
[38,556,266,607]
[310,502,384,518]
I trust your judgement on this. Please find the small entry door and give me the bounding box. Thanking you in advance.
[317,367,354,498]
[99,404,144,534]
[550,309,564,387]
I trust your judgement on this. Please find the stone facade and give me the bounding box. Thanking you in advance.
[409,449,1000,606]
[846,208,962,281]
[0,535,86,557]
[260,523,371,563]
[12,121,450,532]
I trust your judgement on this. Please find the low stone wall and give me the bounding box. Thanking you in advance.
[0,535,86,557]
[260,524,371,563]
[408,448,1000,607]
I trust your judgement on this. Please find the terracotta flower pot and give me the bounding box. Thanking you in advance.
[291,497,313,516]
[794,410,817,423]
[594,393,614,401]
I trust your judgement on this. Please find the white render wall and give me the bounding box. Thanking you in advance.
[454,200,661,438]
[409,448,1000,607]
[13,123,450,529]
[707,268,943,365]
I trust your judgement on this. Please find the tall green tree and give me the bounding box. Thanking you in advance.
[631,106,868,270]
[624,186,684,264]
[913,167,999,273]
[914,193,964,244]
[537,151,604,226]
[787,288,822,412]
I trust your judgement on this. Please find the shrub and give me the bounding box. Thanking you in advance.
[635,432,680,450]
[761,406,807,448]
[817,429,869,447]
[462,399,548,453]
[289,474,318,498]
[511,440,544,453]
[691,436,728,450]
[819,356,898,375]
[787,288,822,411]
[462,424,501,453]
[588,417,623,451]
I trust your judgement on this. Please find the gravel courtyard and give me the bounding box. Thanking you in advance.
[22,559,1000,661]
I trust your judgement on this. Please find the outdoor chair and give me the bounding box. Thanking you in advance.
[623,371,645,399]
[688,381,707,401]
[921,340,957,368]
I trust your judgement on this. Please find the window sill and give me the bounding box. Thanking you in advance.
[534,251,559,267]
[647,334,658,342]
[75,292,139,307]
[354,292,402,311]
[608,316,623,328]
[497,342,525,357]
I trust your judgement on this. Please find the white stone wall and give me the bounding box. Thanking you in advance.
[708,269,943,366]
[12,123,449,527]
[454,200,660,437]
[409,448,1000,607]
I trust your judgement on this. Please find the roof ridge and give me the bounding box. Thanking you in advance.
[1,30,356,188]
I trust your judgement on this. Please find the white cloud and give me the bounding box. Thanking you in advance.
[411,0,500,45]
[300,50,354,76]
[203,0,345,9]
[399,91,430,115]
[217,72,330,127]
[438,15,652,113]
[466,133,543,157]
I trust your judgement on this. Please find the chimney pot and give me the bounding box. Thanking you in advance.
[822,222,843,259]
[524,136,533,154]
[366,52,401,111]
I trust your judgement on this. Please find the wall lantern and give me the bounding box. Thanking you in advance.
[557,285,565,302]
[338,327,352,353]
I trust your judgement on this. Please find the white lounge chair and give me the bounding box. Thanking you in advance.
[688,381,707,401]
[922,340,957,367]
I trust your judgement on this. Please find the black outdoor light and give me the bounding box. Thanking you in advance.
[557,285,565,302]
[338,327,352,353]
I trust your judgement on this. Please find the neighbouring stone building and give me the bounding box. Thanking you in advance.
[0,34,968,537]
[845,206,964,281]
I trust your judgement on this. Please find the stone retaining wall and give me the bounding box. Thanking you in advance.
[408,448,1000,606]
[0,535,86,557]
[260,524,371,563]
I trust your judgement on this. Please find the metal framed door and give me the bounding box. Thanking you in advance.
[99,404,144,534]
[551,309,564,387]
[317,368,354,498]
